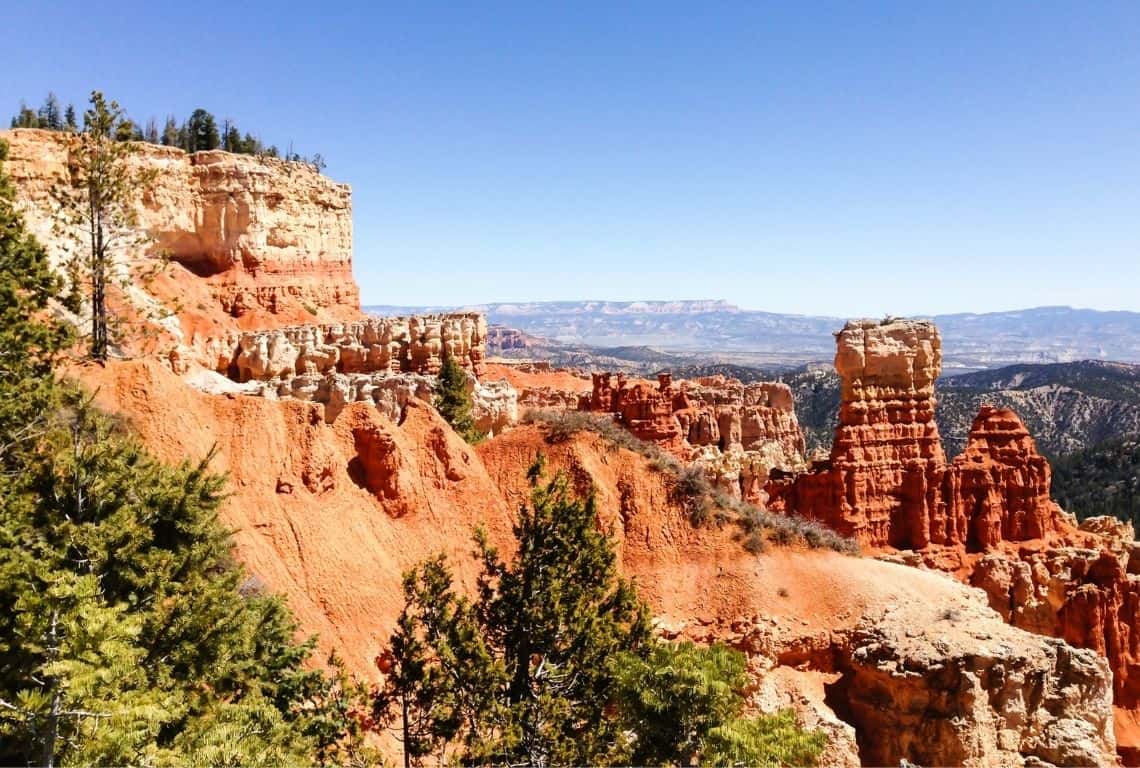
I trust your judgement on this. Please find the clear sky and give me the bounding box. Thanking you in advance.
[4,2,1139,316]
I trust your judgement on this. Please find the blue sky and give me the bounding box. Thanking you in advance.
[4,2,1138,316]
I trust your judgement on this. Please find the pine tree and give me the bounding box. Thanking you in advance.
[225,125,242,153]
[11,102,40,128]
[160,115,178,147]
[377,556,503,768]
[434,354,484,443]
[51,91,156,360]
[37,93,63,131]
[64,105,77,131]
[144,117,159,144]
[379,459,650,766]
[184,108,220,152]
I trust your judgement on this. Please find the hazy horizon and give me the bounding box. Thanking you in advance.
[362,298,1140,319]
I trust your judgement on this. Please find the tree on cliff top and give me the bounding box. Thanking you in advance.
[435,353,485,443]
[52,91,156,360]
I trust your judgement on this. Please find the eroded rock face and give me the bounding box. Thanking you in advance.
[225,315,488,381]
[769,319,1064,551]
[971,542,1140,709]
[838,602,1115,767]
[947,405,1063,549]
[580,372,806,501]
[1,128,358,320]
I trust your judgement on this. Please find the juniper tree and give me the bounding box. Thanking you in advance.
[612,641,826,766]
[434,353,484,443]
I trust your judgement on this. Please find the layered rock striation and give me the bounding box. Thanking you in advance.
[189,314,518,433]
[222,314,488,381]
[1,128,358,325]
[580,372,806,503]
[768,319,1062,550]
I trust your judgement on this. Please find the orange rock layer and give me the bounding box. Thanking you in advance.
[580,372,805,463]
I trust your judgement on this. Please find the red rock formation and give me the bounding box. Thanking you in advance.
[768,320,1064,551]
[771,317,1140,758]
[581,372,805,464]
[947,405,1062,549]
[581,373,687,452]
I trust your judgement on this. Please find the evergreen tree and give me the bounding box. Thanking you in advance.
[0,138,70,465]
[64,105,77,131]
[377,556,504,768]
[52,91,155,360]
[225,125,242,153]
[612,641,825,766]
[144,117,159,144]
[240,132,263,155]
[114,117,138,142]
[160,115,179,147]
[11,102,40,128]
[434,354,484,443]
[379,460,651,766]
[37,93,63,131]
[184,108,220,152]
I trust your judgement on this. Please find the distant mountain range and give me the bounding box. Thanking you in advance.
[365,301,1140,370]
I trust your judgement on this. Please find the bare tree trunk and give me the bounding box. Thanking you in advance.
[402,690,412,768]
[91,214,107,360]
[41,609,60,768]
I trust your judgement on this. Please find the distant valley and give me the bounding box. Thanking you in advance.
[366,301,1140,371]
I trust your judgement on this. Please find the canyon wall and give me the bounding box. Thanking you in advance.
[1,128,359,332]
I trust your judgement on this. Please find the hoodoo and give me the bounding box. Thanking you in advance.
[768,318,1064,550]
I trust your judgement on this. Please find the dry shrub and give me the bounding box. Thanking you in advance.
[520,408,859,555]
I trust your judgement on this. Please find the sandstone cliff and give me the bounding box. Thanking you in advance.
[580,371,806,503]
[1,128,360,342]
